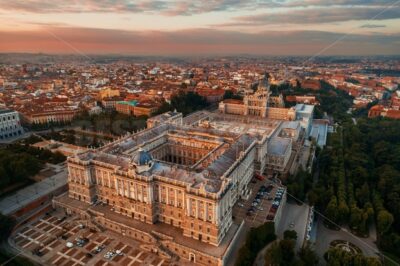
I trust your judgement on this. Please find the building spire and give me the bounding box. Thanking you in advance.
[258,72,270,91]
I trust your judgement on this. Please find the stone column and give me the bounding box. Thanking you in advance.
[204,202,207,221]
[115,179,119,195]
[135,183,138,200]
[215,203,219,225]
[196,200,199,219]
[148,185,152,203]
[186,198,191,216]
[87,168,93,186]
[166,187,169,205]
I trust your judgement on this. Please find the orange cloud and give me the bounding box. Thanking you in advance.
[0,26,399,56]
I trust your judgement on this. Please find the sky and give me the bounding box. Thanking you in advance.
[0,0,399,56]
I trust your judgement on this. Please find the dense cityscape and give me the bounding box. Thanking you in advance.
[0,55,399,266]
[1,0,400,266]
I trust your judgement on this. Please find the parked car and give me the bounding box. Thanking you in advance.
[104,251,115,259]
[255,173,265,181]
[93,245,105,254]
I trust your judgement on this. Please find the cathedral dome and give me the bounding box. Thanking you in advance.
[132,148,153,166]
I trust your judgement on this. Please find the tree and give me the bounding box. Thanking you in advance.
[223,90,243,100]
[355,183,370,207]
[284,230,298,240]
[0,213,15,241]
[264,239,296,266]
[279,239,296,264]
[285,168,312,203]
[378,232,400,256]
[326,196,338,224]
[307,190,319,207]
[155,101,173,115]
[167,91,209,115]
[377,210,394,234]
[337,201,350,225]
[350,205,363,231]
[235,222,276,266]
[0,144,66,192]
[264,242,282,266]
[325,247,382,266]
[298,243,319,266]
[373,141,391,166]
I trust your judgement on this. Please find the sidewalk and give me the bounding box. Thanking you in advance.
[0,168,67,216]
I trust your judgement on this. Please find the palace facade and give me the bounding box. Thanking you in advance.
[54,98,311,265]
[218,74,296,120]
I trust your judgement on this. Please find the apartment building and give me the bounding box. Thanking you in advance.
[0,109,23,140]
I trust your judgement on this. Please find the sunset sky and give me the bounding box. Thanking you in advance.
[0,0,399,55]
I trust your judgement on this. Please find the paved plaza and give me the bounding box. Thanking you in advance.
[11,212,170,266]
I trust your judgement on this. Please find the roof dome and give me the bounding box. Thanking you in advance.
[132,148,153,166]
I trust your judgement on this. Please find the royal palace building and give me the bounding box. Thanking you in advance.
[54,93,312,265]
[219,74,296,121]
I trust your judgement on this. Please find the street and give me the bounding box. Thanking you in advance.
[276,202,309,250]
[314,218,379,259]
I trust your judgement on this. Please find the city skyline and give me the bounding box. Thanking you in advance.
[0,0,399,55]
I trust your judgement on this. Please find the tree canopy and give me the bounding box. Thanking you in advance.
[156,91,209,116]
[308,118,400,255]
[0,144,66,192]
